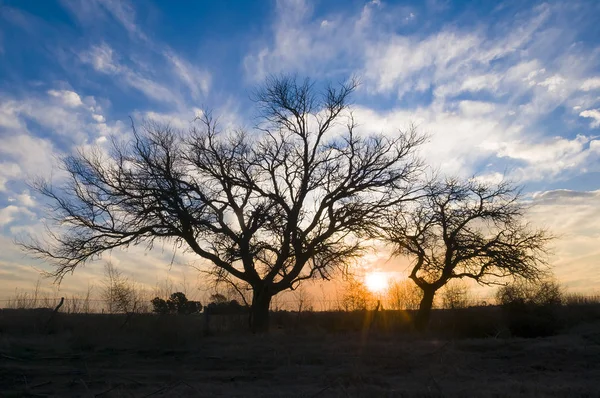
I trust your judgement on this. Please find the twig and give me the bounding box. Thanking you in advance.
[0,353,22,361]
[141,381,183,397]
[95,383,123,397]
[79,378,90,392]
[117,375,143,385]
[310,384,332,397]
[428,370,445,397]
[311,376,343,398]
[31,381,52,389]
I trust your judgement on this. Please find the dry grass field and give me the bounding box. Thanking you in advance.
[1,305,599,397]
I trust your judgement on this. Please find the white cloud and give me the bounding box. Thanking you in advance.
[61,0,147,43]
[81,43,182,106]
[136,107,208,130]
[164,52,211,99]
[482,135,597,180]
[458,101,496,116]
[0,134,58,180]
[244,0,364,81]
[80,43,120,73]
[351,105,520,177]
[362,5,551,99]
[15,191,36,207]
[0,100,25,129]
[459,73,502,93]
[92,114,105,123]
[8,191,36,207]
[537,75,565,92]
[365,30,482,96]
[242,1,600,186]
[471,172,505,185]
[579,109,600,128]
[47,90,83,107]
[0,205,19,226]
[96,0,148,42]
[0,205,34,226]
[580,77,600,91]
[1,91,110,143]
[0,162,21,192]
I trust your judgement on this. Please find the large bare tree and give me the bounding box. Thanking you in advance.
[22,76,424,332]
[381,177,552,331]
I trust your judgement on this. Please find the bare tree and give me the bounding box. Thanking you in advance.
[101,262,136,313]
[21,76,423,332]
[440,280,471,309]
[381,177,553,330]
[385,279,422,310]
[339,275,374,311]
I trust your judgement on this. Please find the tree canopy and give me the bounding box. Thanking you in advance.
[381,177,553,329]
[22,75,424,332]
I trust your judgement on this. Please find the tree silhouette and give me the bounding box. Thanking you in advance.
[381,177,552,330]
[21,75,423,332]
[151,292,201,314]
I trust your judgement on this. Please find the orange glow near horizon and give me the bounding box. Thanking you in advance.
[364,272,389,294]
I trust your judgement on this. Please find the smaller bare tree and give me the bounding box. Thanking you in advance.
[440,280,471,309]
[101,262,137,313]
[381,177,553,330]
[385,279,422,310]
[291,285,313,312]
[339,275,373,311]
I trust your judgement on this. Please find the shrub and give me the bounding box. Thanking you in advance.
[151,297,170,314]
[496,279,564,337]
[151,292,202,315]
[205,299,248,315]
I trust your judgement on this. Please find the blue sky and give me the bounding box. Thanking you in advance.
[0,0,599,298]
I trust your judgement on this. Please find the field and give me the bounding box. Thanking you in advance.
[1,306,599,397]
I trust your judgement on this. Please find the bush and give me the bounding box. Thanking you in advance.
[151,297,170,314]
[496,279,564,337]
[151,292,202,315]
[205,299,248,315]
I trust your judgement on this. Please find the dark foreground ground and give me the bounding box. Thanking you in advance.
[1,310,599,397]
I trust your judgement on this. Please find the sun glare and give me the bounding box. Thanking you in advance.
[364,272,389,294]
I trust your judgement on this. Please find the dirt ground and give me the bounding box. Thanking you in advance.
[1,322,600,398]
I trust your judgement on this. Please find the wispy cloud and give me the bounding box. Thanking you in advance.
[163,51,211,100]
[66,0,211,107]
[243,0,600,184]
[529,189,600,290]
[60,0,147,42]
[580,109,600,128]
[80,43,183,106]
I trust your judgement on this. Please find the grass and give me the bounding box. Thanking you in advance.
[0,301,599,397]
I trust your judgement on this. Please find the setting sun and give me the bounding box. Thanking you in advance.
[364,272,389,294]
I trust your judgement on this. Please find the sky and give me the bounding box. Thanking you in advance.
[0,0,599,301]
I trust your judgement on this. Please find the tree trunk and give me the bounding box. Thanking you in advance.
[415,287,436,332]
[249,287,272,333]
